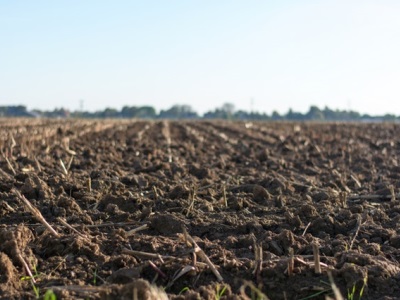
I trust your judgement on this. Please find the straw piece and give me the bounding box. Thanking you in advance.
[312,243,321,274]
[183,228,223,282]
[14,190,59,237]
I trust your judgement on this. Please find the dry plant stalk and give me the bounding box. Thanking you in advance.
[59,159,68,176]
[126,224,149,236]
[186,187,196,217]
[17,252,36,284]
[152,186,158,200]
[10,133,16,148]
[191,250,197,268]
[350,174,361,188]
[62,137,77,156]
[57,217,88,239]
[328,271,344,300]
[87,176,92,192]
[162,121,173,163]
[340,192,347,208]
[349,193,400,200]
[222,185,227,207]
[4,155,16,175]
[294,256,331,269]
[349,215,362,250]
[302,222,311,236]
[0,167,13,180]
[312,243,321,274]
[253,243,263,283]
[2,200,15,212]
[166,265,196,289]
[14,190,59,237]
[148,260,167,279]
[66,155,74,171]
[122,248,173,261]
[85,221,137,228]
[287,248,294,276]
[183,227,224,282]
[390,185,396,201]
[9,133,16,157]
[35,156,42,172]
[123,246,211,269]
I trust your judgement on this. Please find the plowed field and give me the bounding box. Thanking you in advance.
[1,119,400,299]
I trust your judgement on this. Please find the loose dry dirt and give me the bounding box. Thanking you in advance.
[0,119,400,300]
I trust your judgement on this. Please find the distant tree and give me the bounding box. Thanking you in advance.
[121,106,156,118]
[137,106,156,118]
[286,109,305,120]
[271,111,282,120]
[40,108,70,118]
[159,105,197,119]
[121,106,138,118]
[206,108,231,119]
[4,103,398,121]
[348,111,360,120]
[323,106,335,120]
[102,108,119,118]
[234,110,251,120]
[0,105,32,117]
[204,103,236,119]
[307,106,324,120]
[383,114,396,121]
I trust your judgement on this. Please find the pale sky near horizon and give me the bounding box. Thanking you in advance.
[1,1,400,115]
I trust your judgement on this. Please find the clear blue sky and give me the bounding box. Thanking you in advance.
[1,0,400,115]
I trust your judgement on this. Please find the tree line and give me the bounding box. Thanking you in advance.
[0,104,398,121]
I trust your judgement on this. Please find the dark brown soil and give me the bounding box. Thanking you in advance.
[1,119,400,299]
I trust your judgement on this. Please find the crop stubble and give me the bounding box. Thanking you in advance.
[0,119,400,299]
